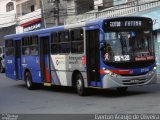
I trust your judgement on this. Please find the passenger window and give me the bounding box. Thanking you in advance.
[5,39,15,56]
[22,36,38,56]
[51,33,60,54]
[30,36,38,55]
[71,28,84,53]
[59,30,70,54]
[51,31,70,54]
[22,37,30,55]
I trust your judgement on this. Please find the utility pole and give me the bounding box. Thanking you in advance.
[40,0,46,28]
[48,0,60,26]
[55,0,60,26]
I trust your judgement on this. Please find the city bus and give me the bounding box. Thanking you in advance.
[4,16,157,96]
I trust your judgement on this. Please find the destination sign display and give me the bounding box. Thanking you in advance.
[109,21,142,27]
[103,17,153,31]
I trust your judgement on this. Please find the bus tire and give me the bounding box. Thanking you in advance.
[76,73,86,96]
[24,71,34,90]
[117,87,128,93]
[0,62,4,73]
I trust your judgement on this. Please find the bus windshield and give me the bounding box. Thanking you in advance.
[102,30,155,68]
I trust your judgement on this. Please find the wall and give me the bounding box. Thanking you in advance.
[0,0,16,28]
[76,0,94,14]
[41,0,67,27]
[113,0,126,5]
[103,0,113,8]
[0,0,16,45]
[0,25,16,45]
[66,0,76,16]
[15,0,42,33]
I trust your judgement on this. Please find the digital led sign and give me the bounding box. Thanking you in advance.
[103,17,153,31]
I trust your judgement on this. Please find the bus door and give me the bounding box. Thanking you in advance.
[86,29,100,86]
[15,40,22,80]
[39,36,51,84]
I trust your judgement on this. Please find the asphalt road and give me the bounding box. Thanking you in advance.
[0,73,160,114]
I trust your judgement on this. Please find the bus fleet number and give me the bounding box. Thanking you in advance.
[7,60,13,64]
[114,55,130,61]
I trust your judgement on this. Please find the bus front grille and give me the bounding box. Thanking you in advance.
[122,79,147,85]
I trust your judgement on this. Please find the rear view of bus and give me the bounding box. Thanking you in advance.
[100,17,156,91]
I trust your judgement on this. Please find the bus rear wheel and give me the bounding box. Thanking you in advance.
[76,73,86,96]
[0,62,4,73]
[25,71,34,90]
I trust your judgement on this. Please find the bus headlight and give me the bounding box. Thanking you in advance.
[104,70,118,78]
[110,72,118,77]
[153,66,157,70]
[104,70,111,74]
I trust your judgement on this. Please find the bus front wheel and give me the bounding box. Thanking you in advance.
[25,71,34,90]
[76,73,86,96]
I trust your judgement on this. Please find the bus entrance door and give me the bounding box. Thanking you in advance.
[39,36,51,85]
[15,40,22,80]
[86,30,100,87]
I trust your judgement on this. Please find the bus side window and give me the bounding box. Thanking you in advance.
[5,39,15,56]
[22,37,30,56]
[71,28,84,54]
[51,32,60,54]
[30,36,38,55]
[24,47,30,55]
[59,30,70,54]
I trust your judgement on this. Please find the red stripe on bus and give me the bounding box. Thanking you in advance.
[111,70,130,74]
[100,70,105,75]
[44,66,51,82]
[100,69,131,75]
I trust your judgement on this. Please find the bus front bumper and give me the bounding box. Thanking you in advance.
[102,69,157,88]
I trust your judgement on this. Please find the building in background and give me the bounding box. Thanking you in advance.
[41,0,68,28]
[41,0,94,28]
[0,0,16,45]
[69,0,94,14]
[16,0,41,33]
[94,0,113,10]
[113,0,134,5]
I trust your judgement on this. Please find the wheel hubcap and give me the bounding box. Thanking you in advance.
[77,79,82,91]
[26,77,30,87]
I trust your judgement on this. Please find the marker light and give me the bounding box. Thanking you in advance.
[104,70,111,74]
[103,70,118,78]
[153,67,157,70]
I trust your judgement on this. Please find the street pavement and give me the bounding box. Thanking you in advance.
[0,73,160,114]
